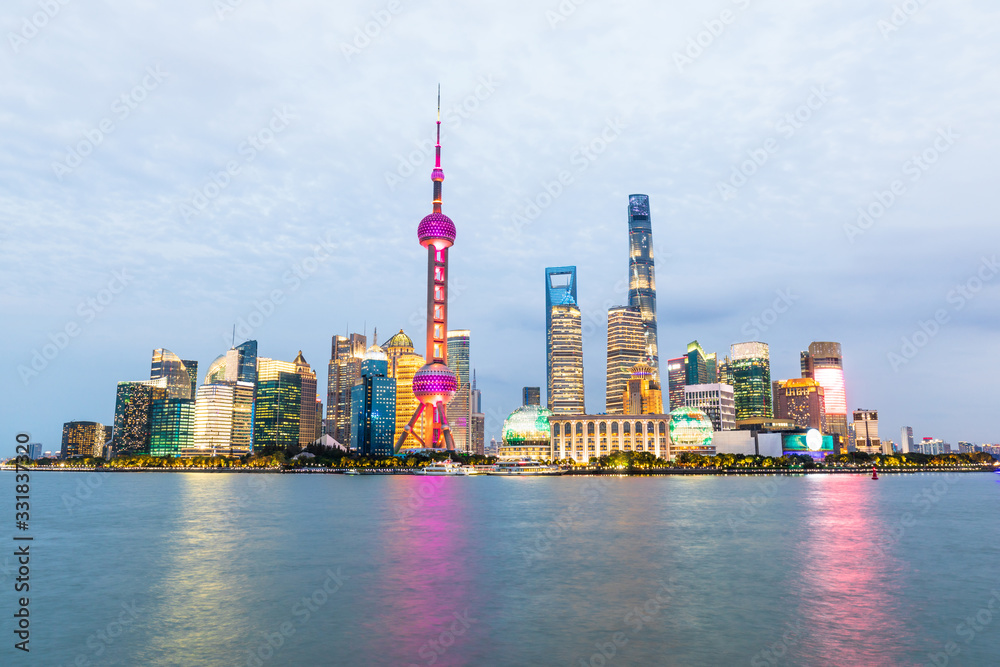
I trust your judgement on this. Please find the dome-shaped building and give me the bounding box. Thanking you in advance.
[668,406,715,456]
[500,405,554,460]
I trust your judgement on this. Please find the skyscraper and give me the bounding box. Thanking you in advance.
[546,266,584,415]
[685,341,710,386]
[606,305,644,414]
[772,378,827,431]
[192,383,235,456]
[395,89,460,451]
[684,384,736,431]
[294,351,318,448]
[801,342,848,441]
[327,333,366,445]
[731,342,772,420]
[150,349,197,400]
[627,194,658,371]
[622,363,663,415]
[853,409,883,454]
[666,357,686,411]
[150,398,194,457]
[351,345,397,456]
[900,426,914,453]
[61,421,108,458]
[254,358,302,451]
[112,378,167,456]
[471,371,485,455]
[447,330,472,452]
[522,387,541,406]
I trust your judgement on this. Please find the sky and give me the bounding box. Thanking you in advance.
[2,0,998,456]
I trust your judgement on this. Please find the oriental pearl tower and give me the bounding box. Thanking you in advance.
[394,88,458,452]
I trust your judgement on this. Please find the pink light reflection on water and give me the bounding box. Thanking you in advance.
[794,475,916,666]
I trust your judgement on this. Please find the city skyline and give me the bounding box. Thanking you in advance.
[4,2,999,455]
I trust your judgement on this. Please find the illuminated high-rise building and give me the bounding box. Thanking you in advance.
[150,398,194,457]
[447,330,472,452]
[61,421,108,459]
[666,357,686,411]
[254,358,302,451]
[150,349,197,400]
[393,350,433,450]
[622,363,663,415]
[112,378,167,456]
[731,342,772,420]
[294,351,318,448]
[394,89,460,451]
[717,355,732,386]
[685,341,711,386]
[801,342,848,440]
[684,384,736,431]
[471,371,485,455]
[772,378,826,431]
[522,387,541,407]
[351,344,397,456]
[852,409,884,454]
[546,266,584,415]
[384,330,415,374]
[627,194,659,371]
[901,426,915,454]
[192,384,235,456]
[606,305,644,414]
[328,333,366,445]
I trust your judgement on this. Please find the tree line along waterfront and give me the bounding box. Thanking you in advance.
[5,446,995,474]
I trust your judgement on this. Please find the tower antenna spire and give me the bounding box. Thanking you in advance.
[432,84,444,213]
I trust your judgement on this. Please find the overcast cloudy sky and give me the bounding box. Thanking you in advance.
[2,0,998,455]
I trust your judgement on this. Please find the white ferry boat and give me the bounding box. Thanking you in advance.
[416,460,481,476]
[487,460,565,476]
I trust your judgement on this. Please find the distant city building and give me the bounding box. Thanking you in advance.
[717,355,732,386]
[150,398,194,457]
[684,383,736,431]
[150,349,197,400]
[61,421,108,458]
[192,384,235,456]
[901,426,915,454]
[486,437,500,457]
[545,266,585,415]
[391,346,433,451]
[606,305,644,414]
[327,333,366,445]
[501,404,554,460]
[522,387,541,407]
[471,371,485,455]
[27,443,42,460]
[772,378,827,432]
[685,341,711,386]
[254,358,302,451]
[622,363,664,415]
[550,414,671,463]
[447,330,472,452]
[668,407,715,458]
[626,194,659,371]
[852,409,886,454]
[293,351,318,448]
[801,342,848,441]
[112,378,167,456]
[350,345,396,456]
[666,357,686,411]
[731,342,772,420]
[916,437,945,455]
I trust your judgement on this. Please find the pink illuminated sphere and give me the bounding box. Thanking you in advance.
[412,362,458,404]
[417,212,456,249]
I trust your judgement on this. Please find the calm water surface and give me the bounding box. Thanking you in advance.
[3,471,999,666]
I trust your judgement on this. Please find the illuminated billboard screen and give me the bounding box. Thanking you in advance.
[782,431,835,460]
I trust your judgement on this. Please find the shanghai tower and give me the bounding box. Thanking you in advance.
[627,194,658,371]
[394,88,458,452]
